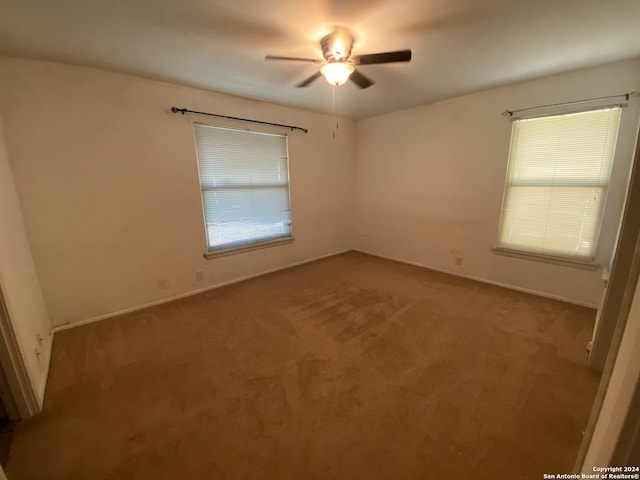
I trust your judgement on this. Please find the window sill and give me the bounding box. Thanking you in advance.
[492,246,600,271]
[203,236,294,260]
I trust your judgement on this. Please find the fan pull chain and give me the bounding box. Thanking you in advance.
[332,86,339,139]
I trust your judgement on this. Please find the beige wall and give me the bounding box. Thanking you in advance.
[0,56,355,328]
[353,59,640,307]
[0,55,637,332]
[0,114,52,404]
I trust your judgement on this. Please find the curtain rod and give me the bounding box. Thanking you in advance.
[170,106,308,133]
[502,91,638,118]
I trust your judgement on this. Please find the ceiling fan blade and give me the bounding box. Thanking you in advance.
[353,50,412,65]
[349,69,375,89]
[265,55,321,63]
[296,72,322,88]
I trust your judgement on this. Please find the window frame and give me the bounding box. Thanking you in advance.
[192,122,294,259]
[494,105,622,268]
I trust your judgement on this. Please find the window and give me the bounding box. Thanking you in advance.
[193,124,292,256]
[497,107,621,263]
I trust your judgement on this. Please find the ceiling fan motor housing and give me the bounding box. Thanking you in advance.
[321,28,354,62]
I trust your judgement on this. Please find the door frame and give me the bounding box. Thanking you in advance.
[0,287,40,420]
[574,123,640,470]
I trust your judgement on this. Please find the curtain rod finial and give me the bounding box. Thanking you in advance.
[502,110,513,117]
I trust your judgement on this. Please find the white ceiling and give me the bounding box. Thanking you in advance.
[0,0,639,119]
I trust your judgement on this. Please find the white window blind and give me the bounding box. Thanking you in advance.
[193,124,292,253]
[497,107,621,262]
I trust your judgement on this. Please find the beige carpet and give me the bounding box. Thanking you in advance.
[6,252,600,479]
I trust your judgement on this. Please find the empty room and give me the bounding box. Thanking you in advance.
[0,0,639,478]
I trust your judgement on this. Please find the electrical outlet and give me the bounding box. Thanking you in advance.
[195,270,204,281]
[158,279,169,290]
[455,256,463,266]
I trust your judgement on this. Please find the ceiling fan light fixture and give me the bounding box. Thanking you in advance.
[320,62,355,86]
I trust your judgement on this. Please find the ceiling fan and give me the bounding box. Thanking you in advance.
[265,28,412,89]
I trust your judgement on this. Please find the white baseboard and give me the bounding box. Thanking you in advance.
[51,249,351,334]
[353,248,598,309]
[51,246,596,336]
